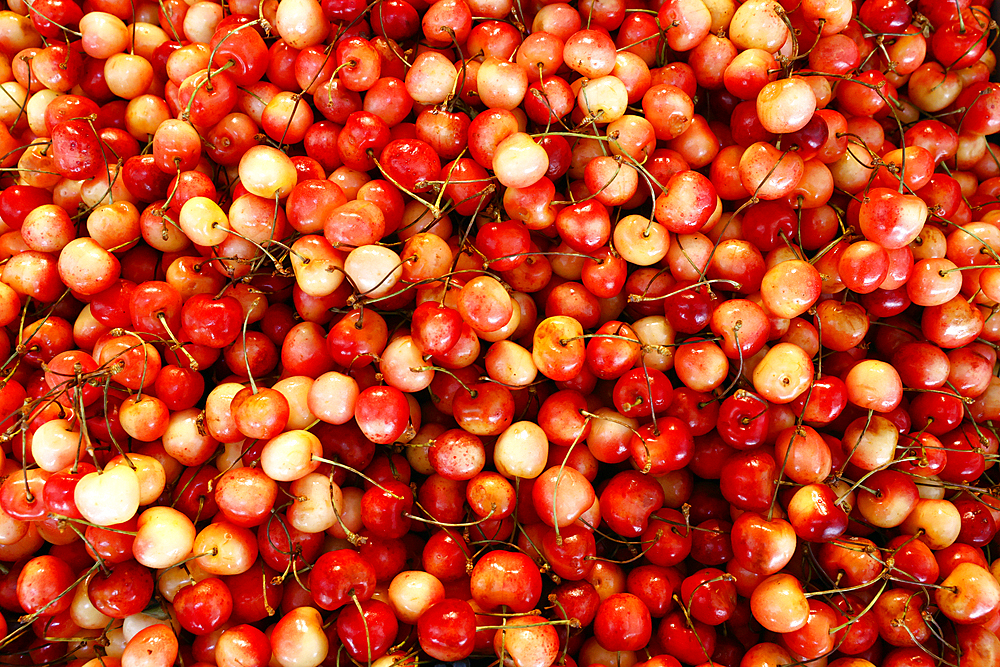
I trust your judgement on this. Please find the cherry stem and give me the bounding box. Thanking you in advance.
[482,250,592,269]
[627,278,740,302]
[413,365,477,398]
[478,619,578,631]
[348,591,374,667]
[179,60,234,124]
[550,417,592,545]
[155,312,199,371]
[405,505,496,527]
[558,333,639,345]
[828,577,888,634]
[587,531,660,565]
[310,456,406,499]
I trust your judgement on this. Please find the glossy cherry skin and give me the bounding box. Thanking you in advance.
[417,598,477,661]
[87,559,155,619]
[309,549,376,610]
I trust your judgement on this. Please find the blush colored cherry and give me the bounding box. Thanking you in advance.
[230,386,290,441]
[17,555,75,617]
[180,294,243,348]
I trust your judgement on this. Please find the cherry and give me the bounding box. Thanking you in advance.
[355,385,411,445]
[418,598,477,661]
[731,512,796,576]
[309,549,376,611]
[789,482,849,542]
[656,610,716,665]
[326,308,389,368]
[719,449,778,514]
[421,530,471,584]
[17,555,75,617]
[470,550,542,613]
[717,390,769,450]
[613,368,673,420]
[225,562,284,625]
[600,470,665,538]
[180,294,243,348]
[361,479,413,539]
[86,558,154,619]
[594,592,653,652]
[629,416,694,476]
[258,514,323,574]
[411,302,463,356]
[541,524,596,581]
[216,625,271,667]
[173,577,233,635]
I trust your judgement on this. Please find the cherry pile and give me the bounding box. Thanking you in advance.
[0,0,999,665]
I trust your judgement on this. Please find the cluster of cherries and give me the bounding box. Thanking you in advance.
[0,0,999,665]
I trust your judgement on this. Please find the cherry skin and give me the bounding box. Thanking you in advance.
[87,558,155,619]
[470,550,543,613]
[593,592,653,651]
[309,549,376,610]
[417,598,477,661]
[173,577,234,635]
[17,556,76,617]
[337,598,399,662]
[600,470,665,537]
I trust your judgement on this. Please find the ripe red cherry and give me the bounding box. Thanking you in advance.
[337,598,399,662]
[361,480,413,539]
[680,567,737,625]
[613,368,673,419]
[173,577,234,635]
[17,556,75,617]
[87,559,155,619]
[470,550,543,613]
[629,416,694,475]
[593,592,653,651]
[181,294,243,348]
[600,470,665,537]
[309,549,376,611]
[417,598,477,661]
